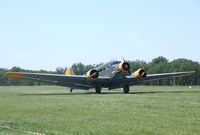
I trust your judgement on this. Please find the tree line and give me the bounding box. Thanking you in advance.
[0,56,199,86]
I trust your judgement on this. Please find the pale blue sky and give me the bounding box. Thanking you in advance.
[0,0,200,70]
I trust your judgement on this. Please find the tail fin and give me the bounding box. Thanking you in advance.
[65,68,75,75]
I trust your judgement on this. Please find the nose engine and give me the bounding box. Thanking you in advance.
[118,62,130,73]
[133,68,147,80]
[86,69,99,80]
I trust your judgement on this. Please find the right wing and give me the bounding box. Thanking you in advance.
[146,71,196,81]
[125,71,195,85]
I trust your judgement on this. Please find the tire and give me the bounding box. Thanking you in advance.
[95,86,101,94]
[123,85,129,93]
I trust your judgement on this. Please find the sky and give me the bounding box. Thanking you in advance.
[0,0,200,71]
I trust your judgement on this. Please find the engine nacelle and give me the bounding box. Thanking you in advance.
[133,68,147,80]
[118,62,130,73]
[86,69,99,80]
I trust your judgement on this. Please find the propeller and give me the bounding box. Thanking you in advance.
[90,70,99,78]
[121,57,131,74]
[122,56,125,62]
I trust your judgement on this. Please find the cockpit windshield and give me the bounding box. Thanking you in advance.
[111,61,121,66]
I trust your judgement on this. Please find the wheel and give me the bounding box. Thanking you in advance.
[70,88,73,93]
[95,85,102,94]
[123,85,129,93]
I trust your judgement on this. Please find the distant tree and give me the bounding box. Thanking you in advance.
[147,57,170,85]
[170,59,200,85]
[129,60,148,72]
[56,67,65,74]
[71,63,86,75]
[11,66,23,72]
[0,69,8,85]
[151,56,168,65]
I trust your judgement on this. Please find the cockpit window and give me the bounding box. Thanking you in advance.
[111,61,121,66]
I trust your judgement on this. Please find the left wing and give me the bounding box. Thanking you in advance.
[4,72,108,90]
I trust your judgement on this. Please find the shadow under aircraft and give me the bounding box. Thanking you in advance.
[19,90,200,96]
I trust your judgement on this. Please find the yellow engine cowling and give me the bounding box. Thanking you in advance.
[133,68,147,80]
[86,69,99,80]
[118,62,130,73]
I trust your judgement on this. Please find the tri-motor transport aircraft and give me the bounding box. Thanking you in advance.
[5,60,195,93]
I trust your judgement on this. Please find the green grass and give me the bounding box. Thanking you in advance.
[0,86,200,135]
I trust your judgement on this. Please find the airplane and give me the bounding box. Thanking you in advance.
[5,60,195,94]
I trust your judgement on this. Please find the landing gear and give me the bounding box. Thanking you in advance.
[95,85,102,94]
[70,88,73,93]
[123,85,129,94]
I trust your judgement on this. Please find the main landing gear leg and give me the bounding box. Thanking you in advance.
[123,85,129,94]
[95,85,102,94]
[70,88,73,93]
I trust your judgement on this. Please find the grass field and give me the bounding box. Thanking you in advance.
[0,86,200,135]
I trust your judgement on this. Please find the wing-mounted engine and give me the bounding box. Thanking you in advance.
[86,69,99,80]
[118,62,130,73]
[133,68,147,80]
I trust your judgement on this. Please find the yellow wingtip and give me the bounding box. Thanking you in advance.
[4,72,24,79]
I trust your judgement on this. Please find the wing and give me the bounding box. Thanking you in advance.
[4,72,108,90]
[125,71,195,85]
[146,71,195,80]
[5,71,195,90]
